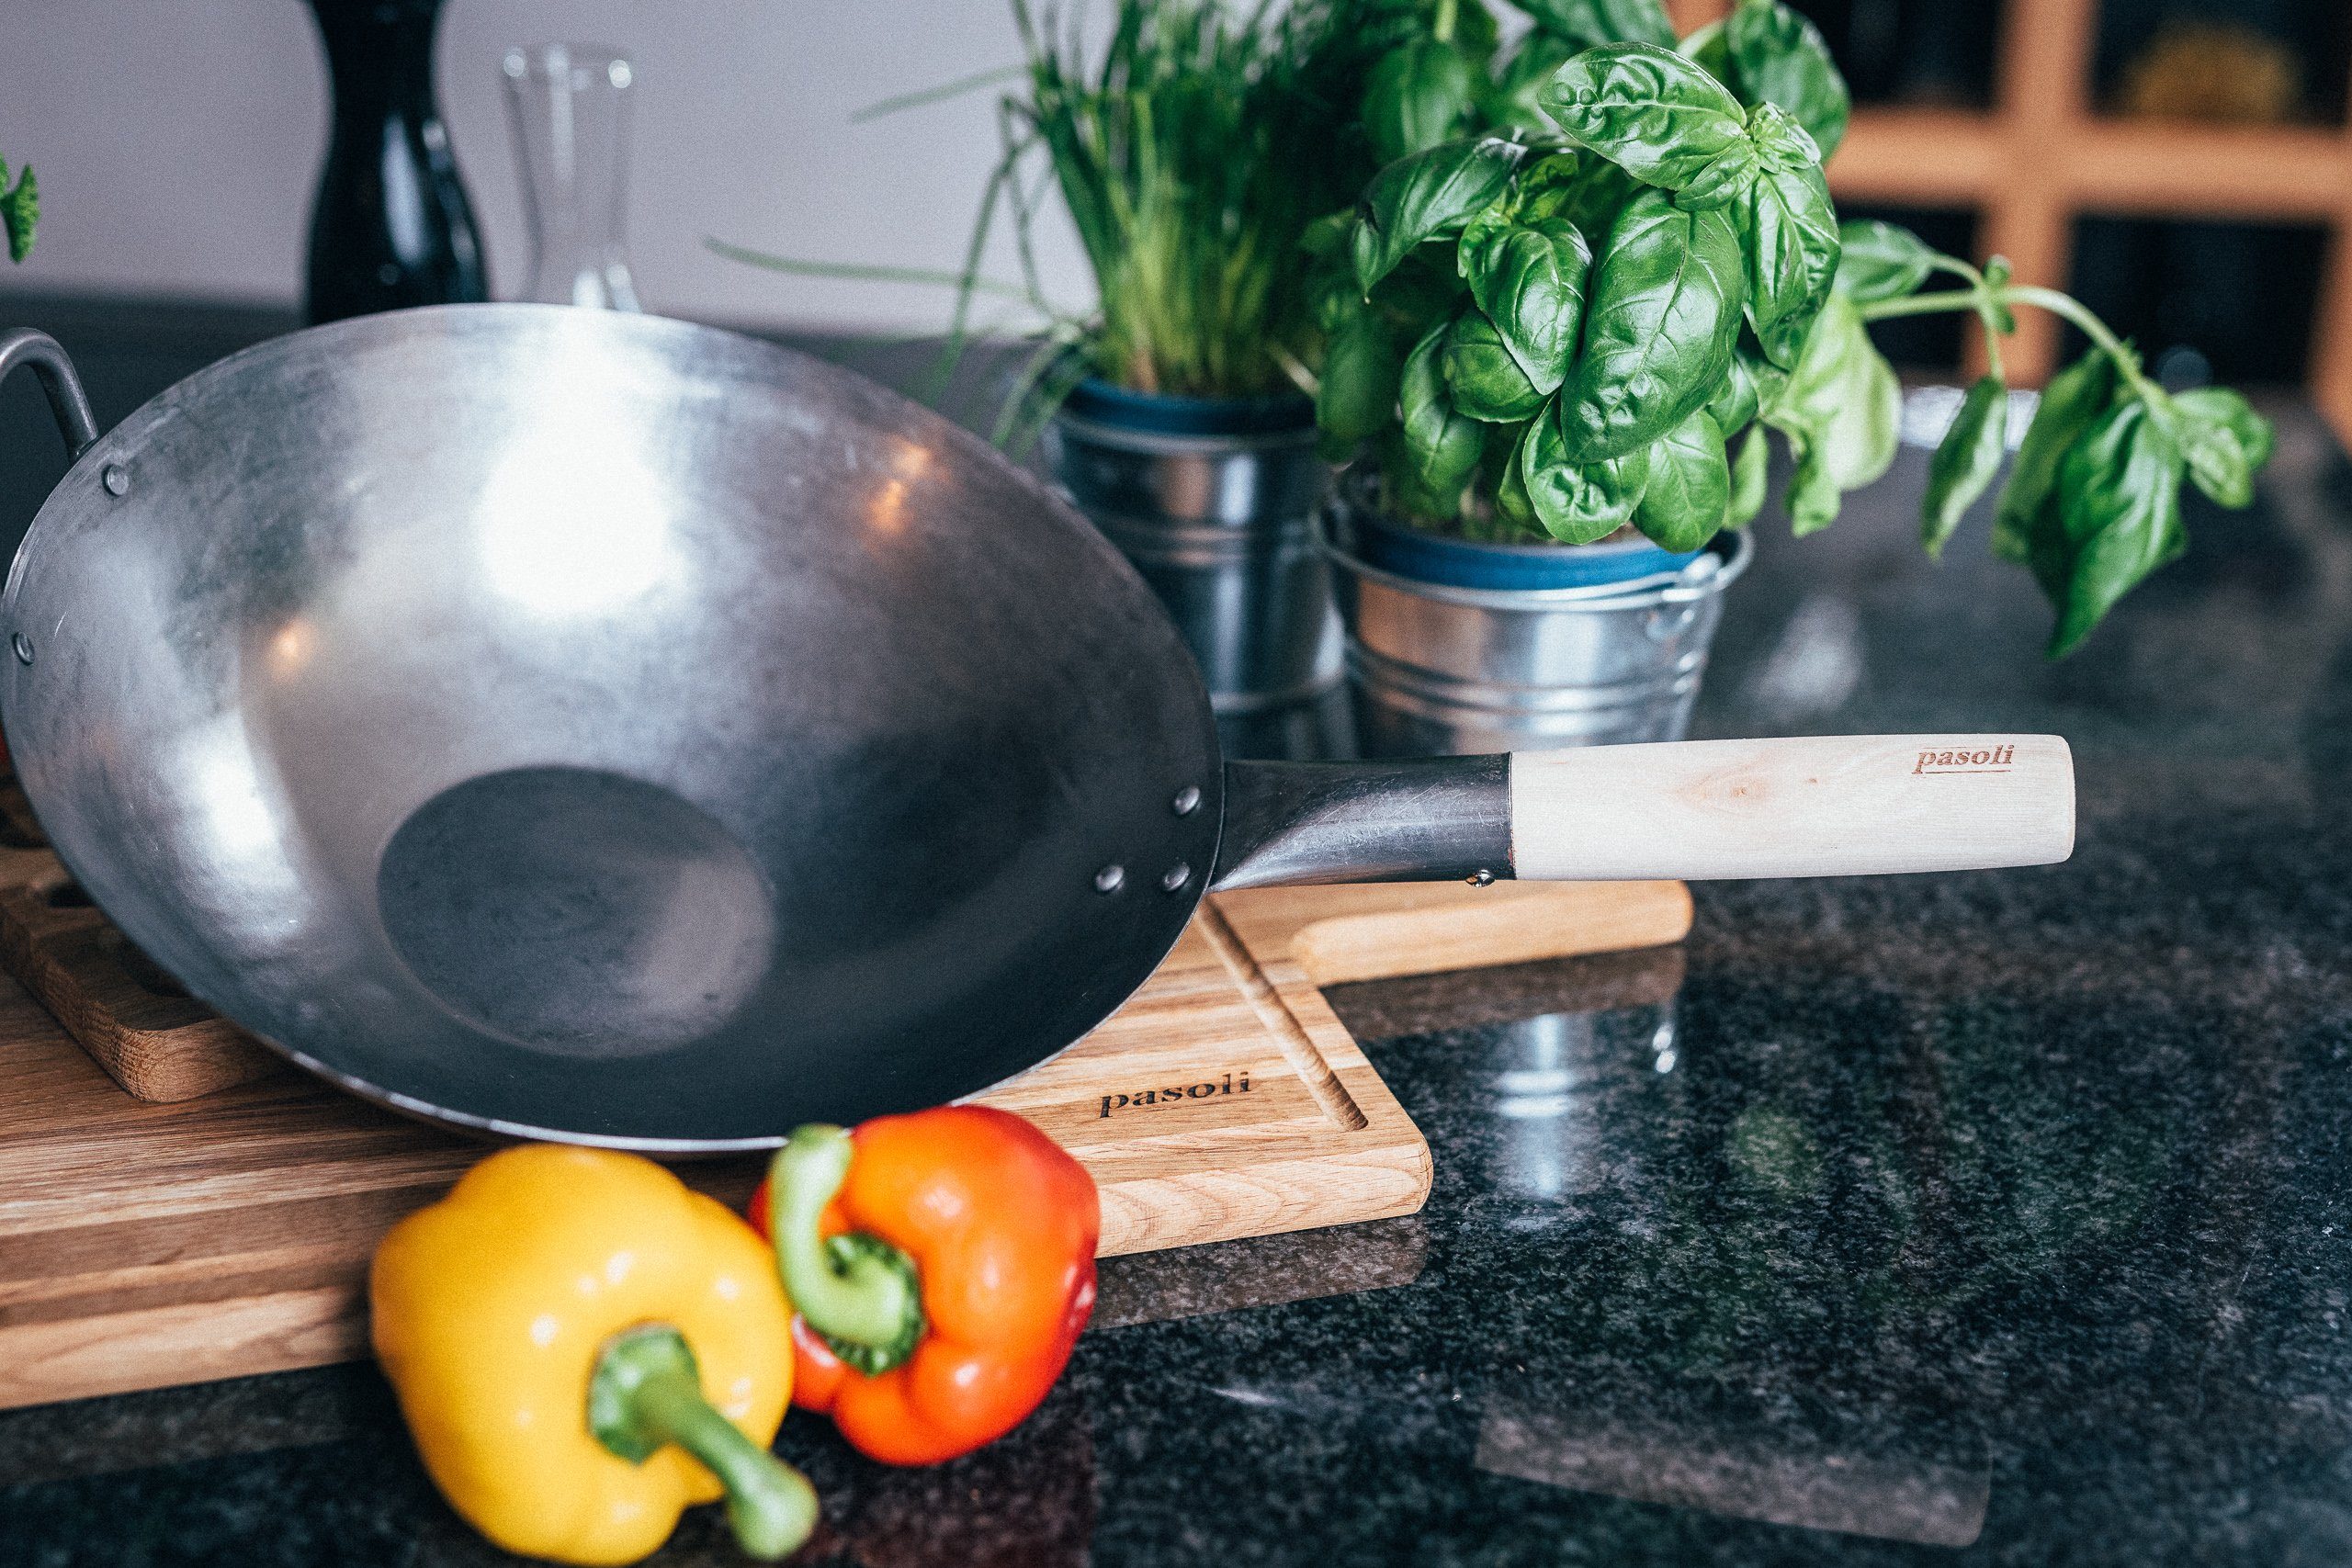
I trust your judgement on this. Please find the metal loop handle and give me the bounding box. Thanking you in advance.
[0,328,99,460]
[1655,549,1730,604]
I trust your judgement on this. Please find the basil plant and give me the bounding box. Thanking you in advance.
[1,152,32,264]
[1311,0,2272,656]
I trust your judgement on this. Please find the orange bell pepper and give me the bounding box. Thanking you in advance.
[746,1106,1098,1466]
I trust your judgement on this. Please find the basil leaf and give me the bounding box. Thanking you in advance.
[1521,407,1654,543]
[2176,419,2251,509]
[1532,153,1644,254]
[1458,211,1590,393]
[1363,39,1476,167]
[1834,218,1937,303]
[1457,201,1511,268]
[2049,398,2185,657]
[1785,438,1841,536]
[1704,344,1764,434]
[1744,94,1823,164]
[1486,32,1578,137]
[1513,152,1587,221]
[1444,309,1547,422]
[1727,423,1770,525]
[1514,0,1676,50]
[1768,291,1898,491]
[1991,349,2118,592]
[1453,0,1504,67]
[2174,385,2273,469]
[1635,409,1732,551]
[1741,104,1840,367]
[1737,334,1791,419]
[1400,320,1486,513]
[1724,0,1850,159]
[2171,387,2272,509]
[0,164,35,265]
[1922,375,2008,558]
[1540,44,1749,192]
[1558,189,1745,460]
[1352,138,1529,296]
[1980,257,2018,333]
[1678,18,1732,80]
[1302,209,1354,262]
[1496,421,1542,531]
[1308,256,1358,335]
[1674,137,1760,212]
[1821,343,1900,491]
[1374,243,1474,327]
[1317,307,1401,450]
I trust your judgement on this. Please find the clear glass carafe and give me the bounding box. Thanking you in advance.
[502,42,640,310]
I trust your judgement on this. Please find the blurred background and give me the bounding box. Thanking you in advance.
[0,2,1100,331]
[1782,0,2352,445]
[0,0,2346,435]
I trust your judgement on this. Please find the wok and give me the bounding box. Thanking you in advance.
[0,308,2073,1150]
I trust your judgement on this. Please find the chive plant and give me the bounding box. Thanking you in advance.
[717,0,1377,438]
[1013,0,1350,399]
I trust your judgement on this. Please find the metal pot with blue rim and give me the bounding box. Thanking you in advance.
[1044,380,1340,736]
[1323,473,1753,757]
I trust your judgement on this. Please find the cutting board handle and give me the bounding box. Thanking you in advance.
[1509,734,2075,881]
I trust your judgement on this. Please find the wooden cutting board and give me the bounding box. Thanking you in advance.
[0,811,1689,1408]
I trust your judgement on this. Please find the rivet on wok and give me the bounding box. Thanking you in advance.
[1093,864,1125,895]
[1465,868,1496,886]
[1171,786,1200,817]
[9,634,29,666]
[100,464,128,497]
[1160,863,1191,894]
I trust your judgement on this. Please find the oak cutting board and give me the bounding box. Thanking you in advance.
[0,873,1690,1410]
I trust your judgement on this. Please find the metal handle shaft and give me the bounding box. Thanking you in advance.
[0,328,98,460]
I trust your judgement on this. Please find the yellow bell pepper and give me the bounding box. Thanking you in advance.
[371,1145,818,1565]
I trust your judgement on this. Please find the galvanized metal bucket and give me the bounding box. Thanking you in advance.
[1046,381,1340,719]
[1324,488,1753,757]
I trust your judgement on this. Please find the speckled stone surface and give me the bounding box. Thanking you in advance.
[4,308,2351,1563]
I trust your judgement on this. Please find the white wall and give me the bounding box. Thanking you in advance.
[0,1,1091,332]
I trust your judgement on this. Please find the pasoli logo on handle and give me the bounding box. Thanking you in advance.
[1914,744,2017,775]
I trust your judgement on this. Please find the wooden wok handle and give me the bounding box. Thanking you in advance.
[1509,735,2075,881]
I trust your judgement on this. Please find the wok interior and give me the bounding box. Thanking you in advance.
[1,308,1221,1145]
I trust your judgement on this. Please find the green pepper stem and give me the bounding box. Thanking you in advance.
[588,1325,818,1562]
[767,1125,927,1374]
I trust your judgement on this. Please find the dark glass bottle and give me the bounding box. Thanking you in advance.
[303,0,490,324]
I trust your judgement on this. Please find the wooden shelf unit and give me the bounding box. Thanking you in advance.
[1667,0,2352,444]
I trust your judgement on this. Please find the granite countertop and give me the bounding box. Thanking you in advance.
[6,298,2352,1565]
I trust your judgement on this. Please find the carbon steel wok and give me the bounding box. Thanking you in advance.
[0,308,2074,1149]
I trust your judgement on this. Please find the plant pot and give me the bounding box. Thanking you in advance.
[1322,485,1752,757]
[1045,380,1340,720]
